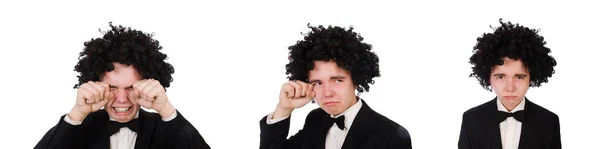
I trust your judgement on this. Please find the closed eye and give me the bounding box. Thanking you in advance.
[125,86,134,91]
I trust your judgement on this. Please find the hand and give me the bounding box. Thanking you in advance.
[69,81,113,121]
[273,80,315,119]
[129,79,175,118]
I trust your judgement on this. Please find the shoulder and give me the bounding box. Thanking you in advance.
[306,108,326,120]
[463,99,495,119]
[528,101,559,122]
[369,109,411,140]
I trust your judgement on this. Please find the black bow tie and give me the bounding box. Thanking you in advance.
[498,110,524,123]
[107,118,140,136]
[328,115,345,130]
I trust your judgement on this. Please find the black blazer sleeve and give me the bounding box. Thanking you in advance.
[458,112,471,149]
[388,125,412,149]
[259,114,305,149]
[550,116,561,149]
[162,110,211,149]
[34,115,85,149]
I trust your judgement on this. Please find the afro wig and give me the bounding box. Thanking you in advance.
[469,19,557,91]
[73,22,174,89]
[286,24,380,93]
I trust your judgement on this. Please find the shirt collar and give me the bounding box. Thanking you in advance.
[497,97,526,113]
[109,110,140,122]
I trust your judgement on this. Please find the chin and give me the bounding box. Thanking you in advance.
[116,118,133,123]
[322,108,342,116]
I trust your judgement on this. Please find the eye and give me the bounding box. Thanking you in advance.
[495,76,504,79]
[335,79,343,83]
[313,82,322,86]
[517,76,526,80]
[125,87,134,91]
[109,87,117,91]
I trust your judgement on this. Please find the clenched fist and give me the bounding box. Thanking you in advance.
[272,80,315,119]
[129,79,175,118]
[69,81,114,121]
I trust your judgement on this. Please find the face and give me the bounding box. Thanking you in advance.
[101,63,142,123]
[308,61,358,116]
[490,58,530,111]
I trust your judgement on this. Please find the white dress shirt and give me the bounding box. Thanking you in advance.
[497,98,525,149]
[267,99,363,149]
[64,110,178,149]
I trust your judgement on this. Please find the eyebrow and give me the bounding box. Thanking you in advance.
[492,73,528,77]
[492,73,505,77]
[515,74,528,77]
[331,76,346,80]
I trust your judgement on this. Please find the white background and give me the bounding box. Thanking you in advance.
[1,0,598,148]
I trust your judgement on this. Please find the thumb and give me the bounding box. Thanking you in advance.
[137,98,152,109]
[104,91,114,101]
[98,97,110,106]
[99,91,112,104]
[306,90,315,101]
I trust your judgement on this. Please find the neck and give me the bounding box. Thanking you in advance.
[500,98,523,112]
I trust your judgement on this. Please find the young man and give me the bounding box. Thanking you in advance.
[458,19,561,149]
[35,23,211,149]
[259,24,412,149]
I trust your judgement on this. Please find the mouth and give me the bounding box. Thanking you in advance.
[503,96,518,100]
[113,106,132,114]
[323,101,340,106]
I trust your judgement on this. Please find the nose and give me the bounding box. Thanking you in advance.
[113,89,130,103]
[505,78,515,92]
[322,83,334,99]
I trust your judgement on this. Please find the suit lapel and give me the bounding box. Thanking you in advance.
[341,101,372,149]
[518,98,534,149]
[135,109,156,149]
[87,110,110,149]
[483,98,503,149]
[311,111,331,149]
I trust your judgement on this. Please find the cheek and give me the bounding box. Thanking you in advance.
[105,99,115,107]
[341,84,355,94]
[490,82,503,94]
[313,86,323,96]
[131,98,139,105]
[518,82,530,93]
[132,104,140,110]
[490,80,502,89]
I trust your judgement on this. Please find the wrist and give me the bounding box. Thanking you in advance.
[68,107,88,122]
[273,105,293,120]
[157,102,176,118]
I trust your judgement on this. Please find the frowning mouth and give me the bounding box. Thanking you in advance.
[324,101,340,106]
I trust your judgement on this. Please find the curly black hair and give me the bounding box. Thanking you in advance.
[469,19,557,91]
[286,24,380,93]
[73,22,174,89]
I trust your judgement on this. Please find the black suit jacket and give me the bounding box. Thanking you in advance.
[260,100,411,149]
[35,109,210,149]
[458,98,561,149]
